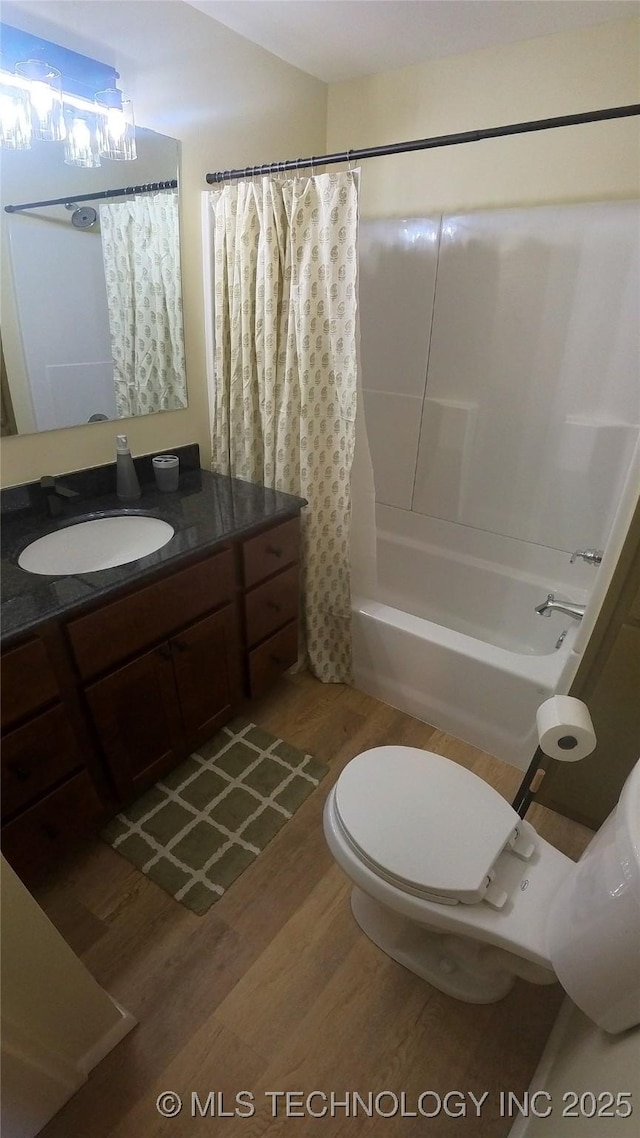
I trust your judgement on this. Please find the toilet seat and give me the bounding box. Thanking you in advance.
[334,747,533,907]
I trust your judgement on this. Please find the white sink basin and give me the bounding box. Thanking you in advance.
[18,515,175,576]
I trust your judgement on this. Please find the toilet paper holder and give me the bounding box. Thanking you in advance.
[512,696,597,819]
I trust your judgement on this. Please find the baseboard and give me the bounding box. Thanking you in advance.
[78,998,137,1076]
[507,997,575,1138]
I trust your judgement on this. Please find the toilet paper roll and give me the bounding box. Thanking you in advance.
[536,696,597,762]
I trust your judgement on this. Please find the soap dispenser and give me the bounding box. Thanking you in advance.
[116,435,141,500]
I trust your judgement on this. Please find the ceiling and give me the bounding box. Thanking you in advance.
[185,0,638,83]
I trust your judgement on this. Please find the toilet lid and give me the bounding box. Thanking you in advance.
[334,747,520,903]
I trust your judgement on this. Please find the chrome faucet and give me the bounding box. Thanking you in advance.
[534,593,585,620]
[570,549,603,566]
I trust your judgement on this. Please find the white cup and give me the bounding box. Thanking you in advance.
[152,454,179,492]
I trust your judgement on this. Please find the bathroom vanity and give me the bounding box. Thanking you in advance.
[0,451,304,879]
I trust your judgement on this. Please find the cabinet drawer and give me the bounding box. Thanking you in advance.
[1,639,60,730]
[244,564,299,647]
[242,517,300,589]
[1,704,85,819]
[68,548,235,680]
[248,620,298,698]
[1,771,102,879]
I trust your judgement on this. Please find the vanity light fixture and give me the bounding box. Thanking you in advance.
[0,24,136,165]
[14,58,64,141]
[95,88,136,161]
[0,77,31,149]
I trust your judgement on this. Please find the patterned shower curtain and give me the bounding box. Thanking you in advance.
[100,189,187,417]
[208,172,359,683]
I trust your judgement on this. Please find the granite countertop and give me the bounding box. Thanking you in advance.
[1,464,305,647]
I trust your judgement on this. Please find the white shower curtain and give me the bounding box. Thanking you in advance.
[208,171,359,683]
[100,189,187,417]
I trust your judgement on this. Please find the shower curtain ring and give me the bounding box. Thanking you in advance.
[347,150,354,172]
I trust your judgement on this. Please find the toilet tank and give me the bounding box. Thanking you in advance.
[546,759,640,1033]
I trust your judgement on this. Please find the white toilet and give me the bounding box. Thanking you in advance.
[323,746,640,1032]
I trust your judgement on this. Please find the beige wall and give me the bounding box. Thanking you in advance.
[1,857,134,1137]
[327,18,640,218]
[0,0,327,486]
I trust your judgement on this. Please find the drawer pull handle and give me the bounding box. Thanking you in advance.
[157,644,172,661]
[174,640,189,653]
[270,654,283,666]
[266,601,282,612]
[42,822,59,841]
[11,764,31,782]
[266,545,283,558]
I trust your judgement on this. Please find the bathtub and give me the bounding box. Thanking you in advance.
[352,513,588,770]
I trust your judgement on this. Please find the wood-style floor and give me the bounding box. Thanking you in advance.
[36,672,593,1138]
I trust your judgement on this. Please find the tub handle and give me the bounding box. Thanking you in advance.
[570,548,603,566]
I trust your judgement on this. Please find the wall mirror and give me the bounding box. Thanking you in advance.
[1,125,186,437]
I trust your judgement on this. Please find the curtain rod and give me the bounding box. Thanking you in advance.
[4,179,178,214]
[206,104,640,184]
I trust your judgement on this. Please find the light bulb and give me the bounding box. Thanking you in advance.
[64,110,101,167]
[15,60,65,142]
[0,83,32,149]
[107,107,125,140]
[30,80,56,118]
[96,88,136,161]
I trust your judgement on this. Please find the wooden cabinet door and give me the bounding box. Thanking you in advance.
[1,704,84,820]
[171,606,241,751]
[1,638,60,730]
[85,647,184,801]
[1,772,103,881]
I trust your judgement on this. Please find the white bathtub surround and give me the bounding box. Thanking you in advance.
[359,203,640,552]
[352,202,639,763]
[571,443,640,659]
[375,508,591,653]
[208,172,359,682]
[411,203,639,551]
[376,506,597,598]
[358,217,439,511]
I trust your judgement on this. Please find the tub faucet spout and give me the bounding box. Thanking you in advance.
[535,593,585,620]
